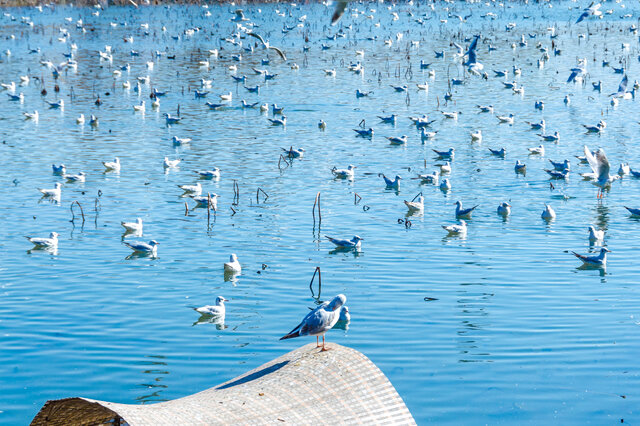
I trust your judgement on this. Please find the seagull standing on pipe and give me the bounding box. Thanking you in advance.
[280,294,347,351]
[246,32,286,61]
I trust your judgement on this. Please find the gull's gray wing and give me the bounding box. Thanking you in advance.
[246,32,267,47]
[617,75,628,94]
[595,149,610,181]
[269,45,287,61]
[584,146,599,175]
[331,0,349,25]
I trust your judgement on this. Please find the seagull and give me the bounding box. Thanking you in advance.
[541,204,556,220]
[437,162,452,173]
[52,164,66,175]
[610,74,632,99]
[282,147,305,158]
[583,120,606,133]
[338,306,350,322]
[477,104,494,113]
[246,32,286,61]
[567,60,587,83]
[576,2,602,24]
[121,218,143,233]
[433,148,455,159]
[195,168,221,179]
[224,253,241,273]
[549,159,570,171]
[515,160,527,173]
[178,182,202,194]
[497,113,515,124]
[378,114,397,124]
[332,165,356,179]
[417,171,439,185]
[39,182,62,197]
[268,115,287,126]
[538,131,559,142]
[497,202,511,216]
[618,163,630,176]
[440,178,452,191]
[386,135,407,145]
[582,146,619,198]
[26,232,58,248]
[124,240,159,255]
[455,201,478,218]
[102,157,120,171]
[572,247,609,266]
[421,129,437,142]
[231,9,248,22]
[588,226,604,243]
[404,196,424,213]
[442,220,467,234]
[489,147,506,157]
[76,114,85,124]
[353,128,374,138]
[191,192,219,209]
[163,157,181,168]
[23,110,39,120]
[526,119,545,130]
[164,113,181,124]
[380,174,402,188]
[325,235,363,249]
[528,145,545,155]
[545,169,569,179]
[64,172,86,183]
[280,294,347,351]
[195,296,228,316]
[133,101,145,112]
[470,130,482,142]
[46,99,64,109]
[624,206,640,216]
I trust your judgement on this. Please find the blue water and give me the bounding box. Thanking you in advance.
[2,1,640,424]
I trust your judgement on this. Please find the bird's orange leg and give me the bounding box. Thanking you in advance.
[316,336,321,348]
[321,335,330,352]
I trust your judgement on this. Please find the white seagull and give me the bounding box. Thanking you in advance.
[124,240,159,255]
[26,232,58,248]
[196,296,228,316]
[224,253,241,273]
[573,247,609,266]
[280,294,347,351]
[325,235,363,249]
[121,218,143,233]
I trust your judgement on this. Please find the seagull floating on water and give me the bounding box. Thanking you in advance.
[121,218,143,234]
[26,232,58,248]
[573,247,609,266]
[124,240,159,255]
[224,253,241,273]
[196,296,228,316]
[325,235,363,249]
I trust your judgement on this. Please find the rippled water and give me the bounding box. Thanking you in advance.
[2,1,640,424]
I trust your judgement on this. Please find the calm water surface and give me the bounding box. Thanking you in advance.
[1,1,640,424]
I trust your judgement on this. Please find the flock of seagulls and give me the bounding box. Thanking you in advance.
[8,0,640,351]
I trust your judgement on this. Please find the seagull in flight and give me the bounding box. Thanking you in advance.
[576,2,602,24]
[582,145,619,198]
[610,74,632,99]
[246,32,286,61]
[567,60,587,83]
